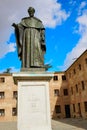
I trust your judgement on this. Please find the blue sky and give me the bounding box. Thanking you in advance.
[0,0,87,72]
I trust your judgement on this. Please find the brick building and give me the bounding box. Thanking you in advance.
[65,50,87,118]
[49,72,70,118]
[0,73,17,121]
[0,50,87,121]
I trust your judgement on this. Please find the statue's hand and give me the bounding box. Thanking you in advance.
[12,23,17,27]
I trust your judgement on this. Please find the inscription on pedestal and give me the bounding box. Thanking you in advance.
[28,96,40,113]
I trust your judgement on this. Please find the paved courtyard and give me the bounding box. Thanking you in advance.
[0,118,87,130]
[52,118,87,130]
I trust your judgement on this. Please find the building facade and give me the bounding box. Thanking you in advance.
[0,73,17,121]
[0,50,86,121]
[49,72,70,119]
[65,50,87,119]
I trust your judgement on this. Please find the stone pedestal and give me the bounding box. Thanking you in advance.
[13,72,53,130]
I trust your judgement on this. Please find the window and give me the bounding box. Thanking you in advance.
[85,58,87,64]
[0,92,5,99]
[54,89,59,96]
[12,108,17,116]
[81,81,85,90]
[78,103,81,114]
[84,102,87,112]
[13,91,17,99]
[55,105,61,113]
[76,84,78,93]
[53,76,58,81]
[0,109,5,116]
[0,77,5,83]
[73,104,75,112]
[71,87,73,95]
[62,75,66,80]
[63,89,68,96]
[79,64,81,70]
[73,69,76,74]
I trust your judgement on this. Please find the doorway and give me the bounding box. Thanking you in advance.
[65,105,71,118]
[78,103,82,117]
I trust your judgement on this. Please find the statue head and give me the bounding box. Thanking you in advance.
[28,7,35,17]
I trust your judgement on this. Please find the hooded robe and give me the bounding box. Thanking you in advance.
[14,16,46,68]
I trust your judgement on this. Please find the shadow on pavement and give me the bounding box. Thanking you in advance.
[53,118,87,130]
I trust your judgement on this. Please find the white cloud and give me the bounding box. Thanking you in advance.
[62,8,87,70]
[78,1,87,15]
[76,10,87,34]
[37,1,69,27]
[0,42,16,58]
[80,1,87,9]
[0,0,69,59]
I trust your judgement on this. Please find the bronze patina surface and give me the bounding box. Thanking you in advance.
[12,7,47,71]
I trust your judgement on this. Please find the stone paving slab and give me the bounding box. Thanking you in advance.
[0,122,17,130]
[0,118,87,130]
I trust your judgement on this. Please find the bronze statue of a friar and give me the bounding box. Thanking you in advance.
[12,7,50,70]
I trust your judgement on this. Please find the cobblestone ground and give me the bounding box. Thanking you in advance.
[0,118,87,130]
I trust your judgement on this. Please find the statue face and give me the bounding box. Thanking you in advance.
[28,7,35,17]
[29,11,34,17]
